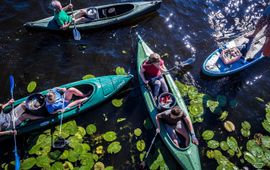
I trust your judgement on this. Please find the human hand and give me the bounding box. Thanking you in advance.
[8,99,15,104]
[68,4,73,9]
[156,128,160,134]
[191,134,199,145]
[9,130,17,135]
[143,80,149,84]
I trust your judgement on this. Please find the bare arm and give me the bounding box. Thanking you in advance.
[0,130,16,136]
[155,114,162,133]
[60,22,71,30]
[62,4,73,11]
[1,99,14,109]
[183,116,199,145]
[139,67,148,84]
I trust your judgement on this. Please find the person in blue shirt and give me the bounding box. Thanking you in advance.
[45,87,88,114]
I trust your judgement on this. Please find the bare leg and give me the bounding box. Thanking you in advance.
[263,36,270,57]
[160,77,168,93]
[64,87,85,101]
[175,121,190,147]
[67,97,88,108]
[74,9,87,19]
[75,17,90,24]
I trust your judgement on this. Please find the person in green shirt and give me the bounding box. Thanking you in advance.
[51,0,90,30]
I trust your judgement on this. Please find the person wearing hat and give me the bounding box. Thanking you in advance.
[51,0,90,30]
[0,99,43,136]
[155,106,199,147]
[45,87,88,115]
[140,53,169,100]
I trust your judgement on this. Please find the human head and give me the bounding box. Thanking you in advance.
[170,106,184,117]
[46,90,56,103]
[51,0,62,11]
[149,53,160,63]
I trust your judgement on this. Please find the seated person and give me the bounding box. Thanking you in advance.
[51,0,90,30]
[0,99,43,136]
[155,106,199,147]
[45,87,88,114]
[140,53,169,100]
[221,47,242,64]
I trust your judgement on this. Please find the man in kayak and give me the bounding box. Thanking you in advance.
[140,53,169,100]
[45,87,88,114]
[245,5,270,57]
[51,0,90,30]
[0,99,43,136]
[155,106,199,147]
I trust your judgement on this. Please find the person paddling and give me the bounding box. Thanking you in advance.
[51,0,90,30]
[155,106,199,147]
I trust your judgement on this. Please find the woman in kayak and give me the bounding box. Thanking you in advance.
[0,99,43,136]
[45,87,88,114]
[51,0,90,30]
[155,106,199,147]
[140,53,169,100]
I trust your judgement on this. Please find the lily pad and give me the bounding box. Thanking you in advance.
[207,140,219,149]
[96,146,104,155]
[206,150,215,159]
[246,140,256,152]
[220,141,229,151]
[63,161,73,170]
[227,149,235,156]
[36,155,52,168]
[188,104,204,117]
[82,74,95,80]
[219,111,228,121]
[224,121,235,132]
[202,130,214,141]
[86,124,97,135]
[206,100,219,113]
[136,140,146,151]
[107,141,122,154]
[117,118,126,123]
[262,136,270,148]
[134,128,142,137]
[94,162,105,170]
[27,81,37,93]
[241,128,250,137]
[21,157,36,170]
[103,131,117,142]
[112,99,123,107]
[244,152,257,165]
[115,67,127,75]
[104,166,114,170]
[51,162,63,170]
[49,150,62,160]
[227,136,238,152]
[241,121,251,130]
[262,120,270,133]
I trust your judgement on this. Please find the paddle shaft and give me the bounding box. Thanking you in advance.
[144,132,158,160]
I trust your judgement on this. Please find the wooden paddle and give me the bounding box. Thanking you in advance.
[70,0,81,41]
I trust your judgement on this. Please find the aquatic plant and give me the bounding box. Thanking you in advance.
[240,121,251,137]
[107,142,122,154]
[111,98,123,107]
[102,131,117,142]
[82,74,95,80]
[219,111,228,121]
[115,67,127,75]
[134,128,142,137]
[27,81,37,93]
[136,140,145,152]
[202,130,214,141]
[207,140,219,149]
[86,124,97,135]
[224,121,235,132]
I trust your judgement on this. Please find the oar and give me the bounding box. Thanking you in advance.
[70,0,81,41]
[139,132,158,169]
[9,75,20,170]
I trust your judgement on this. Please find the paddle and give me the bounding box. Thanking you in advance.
[139,132,158,169]
[70,0,81,41]
[9,75,20,170]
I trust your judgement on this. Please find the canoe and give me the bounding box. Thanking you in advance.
[24,1,161,31]
[1,75,132,138]
[137,35,201,170]
[202,27,266,76]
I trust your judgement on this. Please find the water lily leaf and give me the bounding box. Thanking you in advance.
[229,100,238,108]
[140,151,146,161]
[104,166,114,170]
[96,146,104,155]
[103,131,117,142]
[227,136,238,152]
[27,81,37,93]
[60,150,69,160]
[136,140,146,151]
[117,118,126,123]
[219,111,228,121]
[94,162,105,170]
[86,124,97,135]
[112,99,123,107]
[220,141,229,151]
[36,155,52,168]
[250,145,264,157]
[175,80,188,97]
[79,153,94,168]
[193,117,204,123]
[49,150,62,160]
[206,100,219,113]
[63,161,73,170]
[262,120,270,133]
[266,113,270,122]
[207,140,219,149]
[143,118,153,129]
[217,95,227,107]
[51,162,63,170]
[206,150,215,159]
[82,143,91,152]
[134,128,142,137]
[244,152,257,165]
[115,67,127,75]
[76,126,86,138]
[241,121,251,130]
[255,97,264,103]
[82,74,95,80]
[202,130,214,141]
[21,157,36,170]
[262,136,270,148]
[227,149,235,156]
[224,121,235,132]
[241,128,250,137]
[188,104,204,117]
[246,140,256,152]
[67,150,80,162]
[107,141,122,154]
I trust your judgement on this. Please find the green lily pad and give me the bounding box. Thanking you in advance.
[206,150,215,159]
[104,166,114,170]
[241,121,251,130]
[241,128,250,137]
[76,126,86,137]
[227,149,235,156]
[136,140,146,151]
[227,136,238,152]
[202,130,214,141]
[107,141,122,154]
[63,161,73,170]
[86,124,97,135]
[82,74,95,80]
[21,157,36,170]
[117,118,126,123]
[175,80,188,97]
[49,150,62,160]
[96,146,104,155]
[262,119,270,133]
[27,81,37,93]
[115,67,127,75]
[112,99,123,107]
[224,121,235,132]
[217,95,227,107]
[246,140,256,152]
[134,128,142,137]
[36,155,52,168]
[82,143,91,152]
[60,150,69,160]
[266,113,270,122]
[244,152,257,165]
[140,151,146,161]
[67,150,80,162]
[188,104,204,117]
[220,141,229,151]
[143,118,153,129]
[103,131,117,142]
[219,111,228,121]
[51,162,63,170]
[94,162,105,170]
[207,140,219,149]
[262,136,270,148]
[206,100,219,113]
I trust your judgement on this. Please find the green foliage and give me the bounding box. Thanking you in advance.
[219,111,228,121]
[21,157,36,170]
[227,136,238,152]
[136,140,146,151]
[107,142,122,154]
[102,131,117,142]
[220,141,229,151]
[82,74,95,80]
[112,99,123,107]
[206,100,219,113]
[207,140,219,149]
[134,128,142,137]
[115,67,127,75]
[224,121,235,132]
[202,130,214,141]
[27,81,37,93]
[86,124,97,135]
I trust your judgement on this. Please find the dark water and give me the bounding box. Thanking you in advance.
[1,0,270,169]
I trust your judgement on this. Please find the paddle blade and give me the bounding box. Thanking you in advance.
[9,75,15,98]
[73,28,81,41]
[14,149,20,170]
[180,57,195,67]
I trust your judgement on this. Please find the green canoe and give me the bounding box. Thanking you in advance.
[24,1,161,31]
[1,75,132,139]
[136,35,201,170]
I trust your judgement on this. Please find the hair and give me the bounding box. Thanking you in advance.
[51,0,61,10]
[171,106,183,117]
[46,90,55,103]
[148,53,161,64]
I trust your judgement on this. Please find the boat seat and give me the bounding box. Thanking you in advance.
[101,7,117,18]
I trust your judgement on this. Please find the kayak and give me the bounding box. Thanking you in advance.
[202,27,266,76]
[24,1,161,31]
[1,75,132,139]
[137,35,201,170]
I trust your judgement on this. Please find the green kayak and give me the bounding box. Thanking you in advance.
[24,1,161,31]
[136,35,201,170]
[1,75,132,139]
